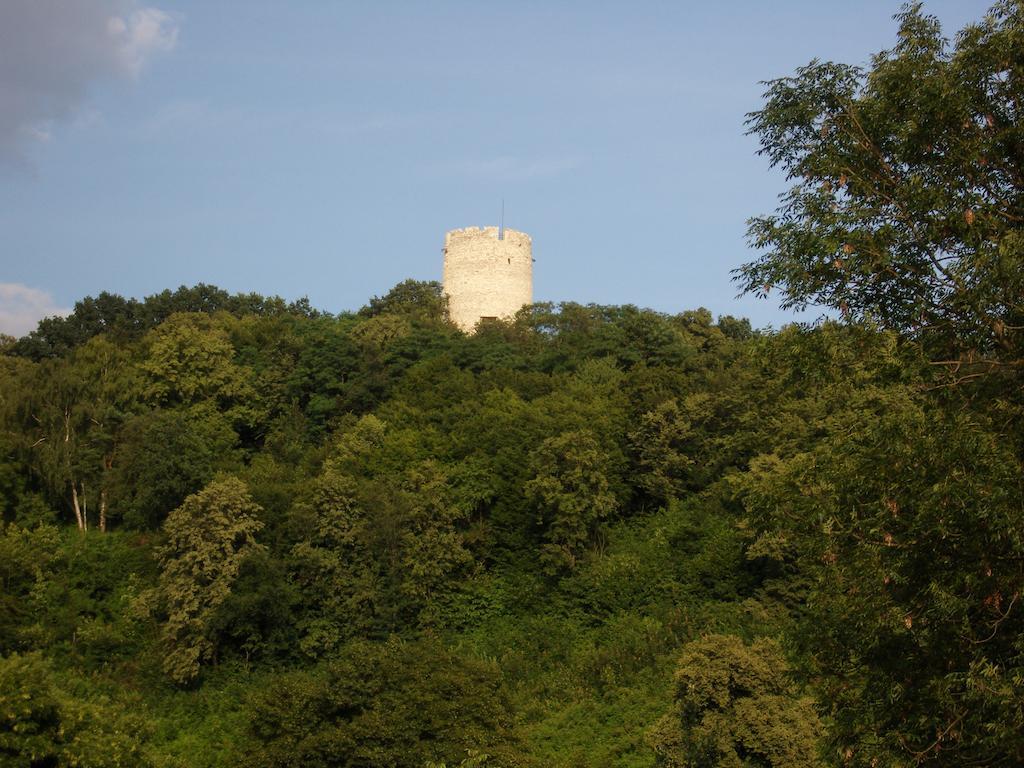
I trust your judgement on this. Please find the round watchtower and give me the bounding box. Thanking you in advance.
[443,226,532,332]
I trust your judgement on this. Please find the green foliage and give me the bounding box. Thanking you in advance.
[739,391,1024,765]
[111,404,240,530]
[525,429,618,574]
[629,399,696,504]
[0,652,61,765]
[284,318,361,433]
[0,651,150,768]
[647,634,824,767]
[425,750,492,768]
[287,469,371,656]
[393,459,475,605]
[205,549,298,664]
[739,1,1024,364]
[246,636,521,768]
[10,335,137,530]
[566,498,754,619]
[0,435,35,526]
[139,314,262,428]
[518,676,668,768]
[0,524,61,653]
[9,284,319,361]
[0,280,910,762]
[27,531,155,663]
[289,417,473,650]
[157,477,265,684]
[359,279,449,323]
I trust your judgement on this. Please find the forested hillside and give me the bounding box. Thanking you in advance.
[1,280,1019,767]
[2,3,1023,767]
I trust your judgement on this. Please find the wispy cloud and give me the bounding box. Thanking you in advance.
[108,7,177,76]
[0,0,178,167]
[456,154,584,181]
[0,283,71,337]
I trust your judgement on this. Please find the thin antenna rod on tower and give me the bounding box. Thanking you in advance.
[499,199,505,240]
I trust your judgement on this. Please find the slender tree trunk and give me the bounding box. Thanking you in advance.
[64,406,86,532]
[71,481,85,532]
[99,454,113,533]
[82,481,88,531]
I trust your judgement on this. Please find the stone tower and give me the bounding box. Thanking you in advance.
[443,226,532,332]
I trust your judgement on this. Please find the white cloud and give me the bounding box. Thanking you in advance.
[0,283,71,338]
[110,8,178,77]
[0,1,178,166]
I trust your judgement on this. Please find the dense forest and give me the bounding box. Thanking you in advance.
[2,3,1023,767]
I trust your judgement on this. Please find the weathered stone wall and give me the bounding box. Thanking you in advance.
[443,226,532,332]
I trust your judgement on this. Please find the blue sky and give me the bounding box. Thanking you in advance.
[0,0,993,335]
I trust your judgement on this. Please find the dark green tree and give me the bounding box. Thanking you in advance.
[0,524,61,653]
[110,404,239,530]
[0,651,64,766]
[12,336,137,532]
[245,636,520,768]
[629,399,695,505]
[740,390,1024,765]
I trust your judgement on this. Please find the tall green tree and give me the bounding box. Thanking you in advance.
[629,399,695,505]
[156,476,265,684]
[359,279,450,324]
[289,416,472,649]
[739,1,1024,368]
[14,336,136,532]
[109,404,239,530]
[0,523,61,653]
[735,3,1024,762]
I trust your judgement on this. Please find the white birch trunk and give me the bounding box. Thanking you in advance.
[71,481,86,532]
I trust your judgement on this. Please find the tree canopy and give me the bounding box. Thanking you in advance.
[739,1,1024,368]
